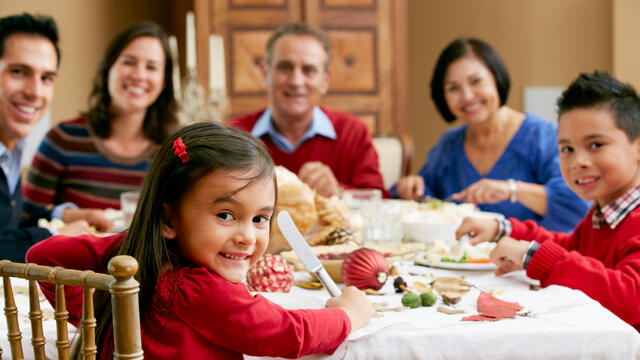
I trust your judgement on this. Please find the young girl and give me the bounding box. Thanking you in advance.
[26,122,373,359]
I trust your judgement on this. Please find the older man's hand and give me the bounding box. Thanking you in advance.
[298,161,340,197]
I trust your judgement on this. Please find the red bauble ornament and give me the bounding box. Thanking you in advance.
[341,248,389,290]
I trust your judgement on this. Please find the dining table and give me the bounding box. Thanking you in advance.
[2,262,640,359]
[246,261,640,360]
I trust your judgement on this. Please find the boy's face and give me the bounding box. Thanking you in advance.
[163,168,275,283]
[558,107,640,206]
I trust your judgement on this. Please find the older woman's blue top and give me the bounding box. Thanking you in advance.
[391,113,589,232]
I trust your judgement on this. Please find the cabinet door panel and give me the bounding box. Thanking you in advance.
[323,0,374,7]
[327,29,376,93]
[230,29,271,95]
[230,0,287,7]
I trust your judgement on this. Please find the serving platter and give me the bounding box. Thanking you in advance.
[414,257,497,271]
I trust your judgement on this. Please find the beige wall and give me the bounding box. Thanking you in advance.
[0,1,619,175]
[407,0,612,172]
[0,0,166,124]
[613,0,640,87]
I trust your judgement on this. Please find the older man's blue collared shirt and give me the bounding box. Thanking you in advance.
[251,107,337,153]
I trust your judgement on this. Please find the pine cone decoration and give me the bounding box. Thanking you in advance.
[325,227,362,246]
[246,254,294,292]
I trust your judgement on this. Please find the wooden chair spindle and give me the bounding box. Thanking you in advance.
[2,275,23,360]
[28,280,45,360]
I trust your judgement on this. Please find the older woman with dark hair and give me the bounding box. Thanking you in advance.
[23,22,178,227]
[392,37,588,232]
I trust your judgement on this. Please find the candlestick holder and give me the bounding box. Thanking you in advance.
[176,69,229,126]
[207,88,229,124]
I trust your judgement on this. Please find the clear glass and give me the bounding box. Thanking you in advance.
[341,189,382,209]
[120,191,140,226]
[360,200,403,245]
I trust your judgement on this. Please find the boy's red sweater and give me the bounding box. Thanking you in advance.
[510,207,640,331]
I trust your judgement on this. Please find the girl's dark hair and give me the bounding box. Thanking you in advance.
[430,37,511,123]
[557,71,640,141]
[84,22,178,144]
[83,122,275,359]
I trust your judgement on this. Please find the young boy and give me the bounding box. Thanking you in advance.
[456,71,640,331]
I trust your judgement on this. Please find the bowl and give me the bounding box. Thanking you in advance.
[402,221,459,245]
[400,205,505,245]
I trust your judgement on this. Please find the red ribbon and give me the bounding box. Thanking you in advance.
[173,137,189,163]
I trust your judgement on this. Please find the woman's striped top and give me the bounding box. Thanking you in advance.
[23,117,157,211]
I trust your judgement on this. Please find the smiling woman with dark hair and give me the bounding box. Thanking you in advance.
[23,22,178,227]
[392,37,588,232]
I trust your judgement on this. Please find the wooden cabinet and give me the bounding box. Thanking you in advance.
[178,0,408,134]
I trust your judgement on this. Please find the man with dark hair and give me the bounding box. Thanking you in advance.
[228,23,386,198]
[0,13,93,262]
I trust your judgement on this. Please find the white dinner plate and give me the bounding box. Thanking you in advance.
[414,257,497,271]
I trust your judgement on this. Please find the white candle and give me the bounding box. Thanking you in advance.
[209,34,226,95]
[168,36,181,99]
[186,11,196,71]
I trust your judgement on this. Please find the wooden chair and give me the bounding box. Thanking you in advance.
[0,256,143,359]
[372,133,414,189]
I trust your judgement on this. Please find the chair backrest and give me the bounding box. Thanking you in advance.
[372,133,414,189]
[0,255,143,360]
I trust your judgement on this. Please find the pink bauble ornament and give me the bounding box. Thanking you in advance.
[246,254,294,292]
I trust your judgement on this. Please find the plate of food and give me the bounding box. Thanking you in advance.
[415,239,497,271]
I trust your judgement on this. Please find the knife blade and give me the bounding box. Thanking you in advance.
[277,210,342,297]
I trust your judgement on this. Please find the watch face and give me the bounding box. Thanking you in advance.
[508,179,517,203]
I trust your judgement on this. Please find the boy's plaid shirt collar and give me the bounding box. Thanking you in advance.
[593,184,640,229]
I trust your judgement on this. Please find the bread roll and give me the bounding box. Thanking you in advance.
[268,167,318,253]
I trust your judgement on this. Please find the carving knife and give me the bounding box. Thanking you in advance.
[277,210,342,297]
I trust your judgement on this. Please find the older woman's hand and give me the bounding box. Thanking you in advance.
[450,178,510,204]
[396,175,425,200]
[455,216,499,245]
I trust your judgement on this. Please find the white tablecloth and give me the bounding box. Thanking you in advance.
[4,266,639,359]
[0,278,78,359]
[247,263,640,360]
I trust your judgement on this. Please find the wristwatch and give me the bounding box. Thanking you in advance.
[507,178,518,203]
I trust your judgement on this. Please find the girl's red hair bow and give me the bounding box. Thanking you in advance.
[173,137,189,163]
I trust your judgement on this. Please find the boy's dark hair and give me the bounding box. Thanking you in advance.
[557,71,640,141]
[430,37,510,123]
[264,22,332,70]
[0,12,60,66]
[84,122,275,359]
[85,22,178,144]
